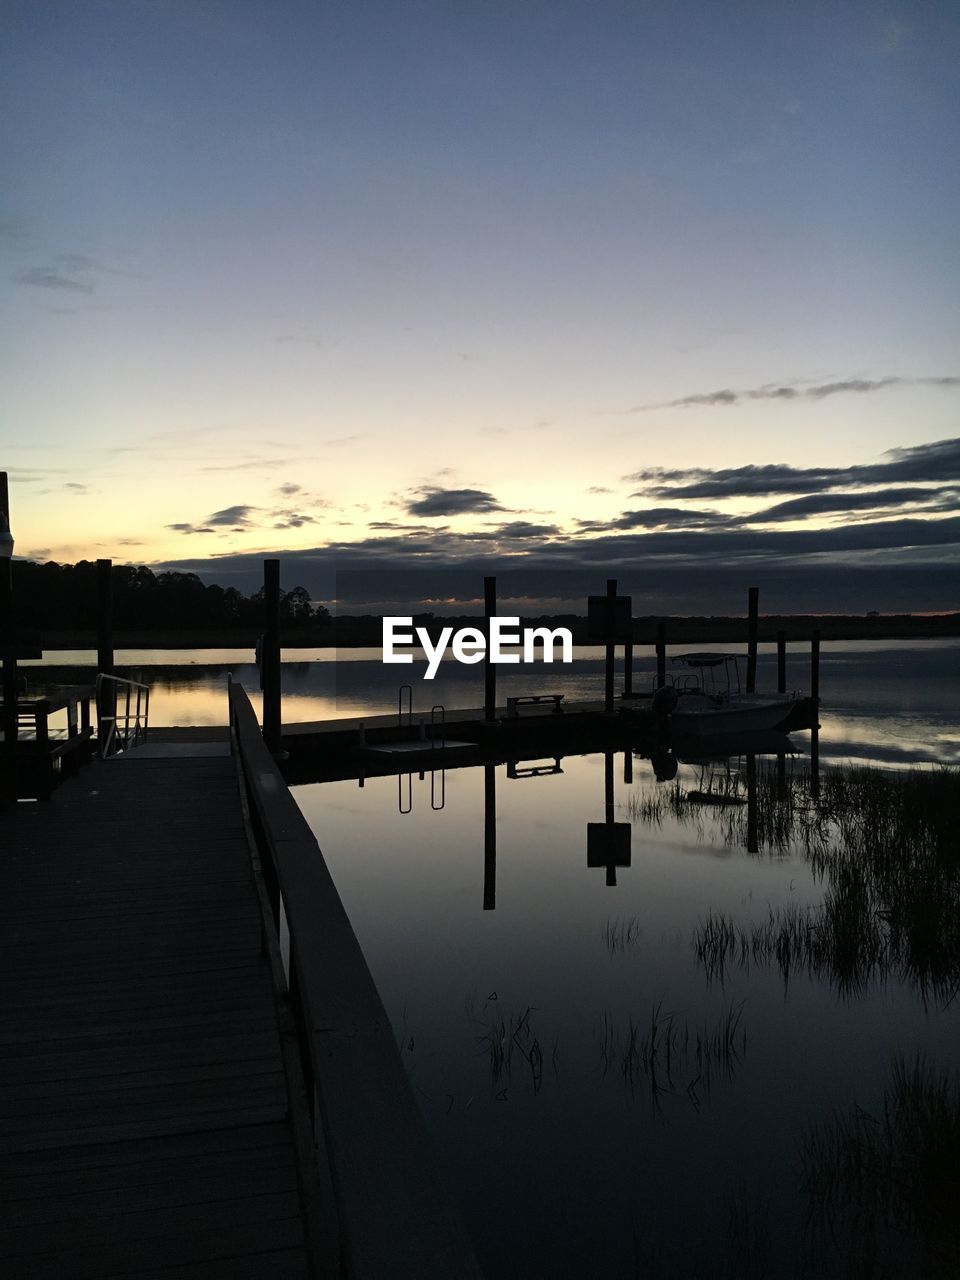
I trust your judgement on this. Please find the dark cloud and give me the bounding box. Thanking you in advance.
[628,437,960,499]
[63,482,89,494]
[745,487,957,522]
[276,482,301,496]
[617,376,960,414]
[406,486,504,517]
[489,521,560,538]
[207,505,256,527]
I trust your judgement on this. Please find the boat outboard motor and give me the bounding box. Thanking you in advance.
[650,748,678,782]
[652,684,679,715]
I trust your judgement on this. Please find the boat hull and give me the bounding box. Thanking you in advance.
[671,695,803,736]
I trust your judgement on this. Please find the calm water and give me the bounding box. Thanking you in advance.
[25,639,960,1274]
[24,637,960,767]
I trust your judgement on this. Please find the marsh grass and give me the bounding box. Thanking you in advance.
[598,1000,746,1107]
[603,915,643,954]
[467,995,547,1097]
[690,766,960,1003]
[800,1056,960,1277]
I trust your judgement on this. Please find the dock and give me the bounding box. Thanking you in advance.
[0,686,483,1279]
[0,749,320,1278]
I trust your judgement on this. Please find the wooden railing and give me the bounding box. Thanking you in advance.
[228,680,483,1279]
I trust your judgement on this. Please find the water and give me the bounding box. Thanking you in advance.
[24,637,960,766]
[24,638,960,1274]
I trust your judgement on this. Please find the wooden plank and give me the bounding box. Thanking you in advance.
[0,753,311,1275]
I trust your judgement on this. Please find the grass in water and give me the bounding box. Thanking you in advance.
[689,765,960,1003]
[800,1055,960,1278]
[598,999,746,1108]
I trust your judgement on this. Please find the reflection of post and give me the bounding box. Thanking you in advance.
[810,629,821,799]
[587,754,631,887]
[262,559,282,753]
[777,629,786,695]
[746,752,758,853]
[623,750,633,785]
[484,575,496,722]
[1,473,18,804]
[656,622,666,688]
[96,559,114,756]
[746,586,759,693]
[483,764,496,911]
[605,578,616,713]
[623,636,633,698]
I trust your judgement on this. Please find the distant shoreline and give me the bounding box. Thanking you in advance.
[34,612,960,650]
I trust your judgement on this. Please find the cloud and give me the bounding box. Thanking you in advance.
[744,487,959,523]
[207,505,256,527]
[14,265,95,294]
[628,437,960,499]
[613,376,960,415]
[406,486,504,517]
[276,482,301,496]
[488,520,560,538]
[63,482,89,494]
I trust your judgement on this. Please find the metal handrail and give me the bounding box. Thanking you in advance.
[96,672,150,758]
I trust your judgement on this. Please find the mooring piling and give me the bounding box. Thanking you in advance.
[811,628,821,797]
[483,763,496,910]
[484,575,497,723]
[777,629,787,694]
[605,578,617,713]
[746,585,759,693]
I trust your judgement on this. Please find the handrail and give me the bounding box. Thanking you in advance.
[96,672,150,758]
[228,680,483,1279]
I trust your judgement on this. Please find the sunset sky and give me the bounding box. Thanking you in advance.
[2,1,958,611]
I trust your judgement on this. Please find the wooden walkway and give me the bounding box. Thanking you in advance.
[0,752,315,1278]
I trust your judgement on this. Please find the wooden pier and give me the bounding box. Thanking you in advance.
[0,692,482,1278]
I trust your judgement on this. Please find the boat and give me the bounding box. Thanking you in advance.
[656,653,807,737]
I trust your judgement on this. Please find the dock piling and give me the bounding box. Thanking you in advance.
[810,629,821,798]
[746,586,759,693]
[777,629,786,694]
[605,578,616,713]
[262,559,282,753]
[1,472,18,803]
[96,558,115,756]
[484,575,496,722]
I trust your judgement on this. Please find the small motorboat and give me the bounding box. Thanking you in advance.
[656,652,806,737]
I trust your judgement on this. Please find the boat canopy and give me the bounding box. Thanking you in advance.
[673,652,739,668]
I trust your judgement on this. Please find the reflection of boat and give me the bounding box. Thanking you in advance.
[675,728,799,762]
[660,653,804,737]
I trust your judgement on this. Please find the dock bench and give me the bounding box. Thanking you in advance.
[11,687,95,799]
[506,693,565,718]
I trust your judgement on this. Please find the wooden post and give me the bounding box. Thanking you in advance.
[810,629,821,799]
[483,764,496,911]
[746,585,759,693]
[623,636,633,697]
[656,622,666,688]
[0,472,18,804]
[96,558,114,756]
[604,578,616,713]
[262,559,282,753]
[484,575,496,723]
[777,629,786,695]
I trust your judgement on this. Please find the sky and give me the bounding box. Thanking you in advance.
[2,1,958,612]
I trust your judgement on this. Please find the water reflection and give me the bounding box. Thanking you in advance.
[23,638,960,766]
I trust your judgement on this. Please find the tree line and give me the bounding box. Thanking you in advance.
[12,560,329,631]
